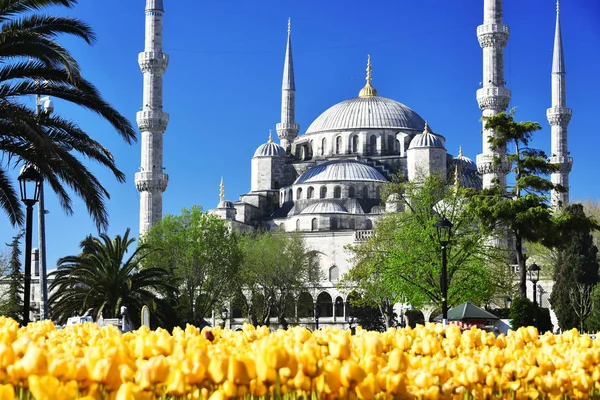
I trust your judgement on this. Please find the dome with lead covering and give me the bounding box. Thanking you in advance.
[408,122,445,149]
[301,201,348,214]
[295,160,387,184]
[305,96,426,134]
[454,146,477,171]
[254,131,286,157]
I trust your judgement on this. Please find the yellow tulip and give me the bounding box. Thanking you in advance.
[355,372,377,400]
[0,384,14,400]
[28,375,61,400]
[340,360,366,388]
[227,355,250,386]
[208,355,228,384]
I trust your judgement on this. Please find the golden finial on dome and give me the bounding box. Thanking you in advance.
[423,121,431,134]
[219,177,225,202]
[358,54,378,98]
[268,129,273,143]
[556,0,560,13]
[458,145,463,158]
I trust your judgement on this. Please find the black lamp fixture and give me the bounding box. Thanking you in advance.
[313,304,321,330]
[434,216,453,327]
[528,263,541,305]
[505,296,512,309]
[220,307,229,328]
[18,164,42,326]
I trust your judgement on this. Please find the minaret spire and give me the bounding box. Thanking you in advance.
[135,0,169,235]
[547,0,572,207]
[276,18,299,151]
[219,177,225,202]
[359,54,378,98]
[476,0,511,189]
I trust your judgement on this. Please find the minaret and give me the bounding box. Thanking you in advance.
[476,0,511,189]
[547,0,572,208]
[135,0,169,235]
[276,19,299,151]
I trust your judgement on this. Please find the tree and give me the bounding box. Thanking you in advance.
[579,199,600,247]
[344,174,498,324]
[49,229,175,327]
[0,232,24,322]
[0,0,137,231]
[141,207,242,327]
[238,229,321,328]
[569,284,594,332]
[469,111,565,298]
[550,204,600,331]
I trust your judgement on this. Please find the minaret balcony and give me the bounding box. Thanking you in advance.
[476,154,511,175]
[549,156,573,172]
[135,172,168,192]
[276,122,299,133]
[476,87,511,111]
[477,24,509,48]
[546,107,572,126]
[136,110,169,132]
[138,51,168,74]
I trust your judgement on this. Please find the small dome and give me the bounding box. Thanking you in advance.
[454,146,477,171]
[218,200,234,209]
[254,142,286,157]
[408,122,445,150]
[301,201,348,214]
[346,198,364,214]
[295,160,387,184]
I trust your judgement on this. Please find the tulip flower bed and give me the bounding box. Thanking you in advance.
[0,317,599,399]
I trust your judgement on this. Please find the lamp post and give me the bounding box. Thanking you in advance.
[435,216,453,327]
[528,263,541,306]
[313,304,321,330]
[220,307,229,329]
[18,164,42,325]
[348,315,356,335]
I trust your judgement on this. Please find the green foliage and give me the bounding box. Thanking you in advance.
[585,285,600,332]
[509,297,535,329]
[468,111,565,298]
[49,229,176,328]
[0,0,136,230]
[141,206,243,327]
[536,307,554,334]
[549,204,599,331]
[0,232,24,323]
[238,229,321,328]
[353,305,386,332]
[344,174,498,318]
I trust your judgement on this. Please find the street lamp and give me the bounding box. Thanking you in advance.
[313,304,321,330]
[504,296,512,309]
[18,164,42,325]
[348,315,357,335]
[220,307,229,329]
[435,216,453,327]
[528,263,541,305]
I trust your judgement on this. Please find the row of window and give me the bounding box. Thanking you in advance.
[290,218,372,231]
[282,185,381,202]
[298,134,402,159]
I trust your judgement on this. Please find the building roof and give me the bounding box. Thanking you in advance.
[301,201,348,214]
[454,147,477,171]
[408,122,445,149]
[294,160,387,184]
[305,96,426,134]
[254,132,286,157]
[434,302,500,321]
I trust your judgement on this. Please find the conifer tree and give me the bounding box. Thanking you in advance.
[550,204,599,331]
[0,232,24,323]
[469,111,565,297]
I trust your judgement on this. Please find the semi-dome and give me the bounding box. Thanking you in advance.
[294,160,387,184]
[218,200,234,209]
[254,131,286,157]
[408,122,445,149]
[301,201,348,214]
[305,96,426,134]
[454,146,477,171]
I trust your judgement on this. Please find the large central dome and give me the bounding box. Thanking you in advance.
[305,96,426,135]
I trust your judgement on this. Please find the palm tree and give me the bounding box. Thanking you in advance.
[49,229,176,328]
[0,0,137,231]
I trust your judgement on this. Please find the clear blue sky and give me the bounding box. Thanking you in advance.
[1,0,599,270]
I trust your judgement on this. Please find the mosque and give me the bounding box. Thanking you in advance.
[136,0,571,328]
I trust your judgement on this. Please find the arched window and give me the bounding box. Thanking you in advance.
[365,219,373,230]
[296,219,300,231]
[320,186,327,199]
[376,186,381,200]
[311,218,318,231]
[362,186,369,198]
[330,217,338,230]
[300,146,305,160]
[297,292,314,318]
[307,186,314,199]
[352,135,359,153]
[335,136,342,154]
[279,222,285,231]
[309,140,314,159]
[288,189,293,201]
[348,186,355,198]
[369,135,377,154]
[329,265,340,283]
[335,297,344,317]
[316,292,333,317]
[321,138,327,156]
[334,186,341,198]
[397,139,402,156]
[296,187,303,200]
[349,219,355,229]
[387,136,395,154]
